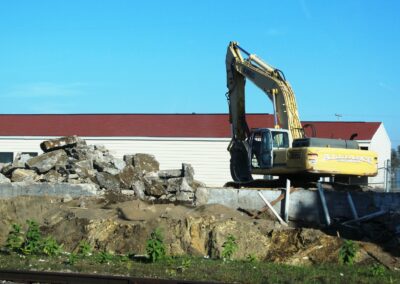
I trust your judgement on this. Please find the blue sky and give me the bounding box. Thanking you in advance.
[0,0,399,146]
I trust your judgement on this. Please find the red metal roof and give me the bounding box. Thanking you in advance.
[0,114,380,140]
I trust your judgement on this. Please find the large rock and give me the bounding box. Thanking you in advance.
[42,170,65,183]
[182,163,194,184]
[0,173,11,184]
[26,149,69,173]
[66,144,95,161]
[12,153,32,168]
[144,177,166,197]
[176,191,195,203]
[132,181,146,200]
[194,187,209,206]
[73,160,95,179]
[158,169,182,179]
[92,151,124,175]
[119,165,141,189]
[40,135,86,152]
[95,172,121,191]
[111,157,126,171]
[125,154,159,173]
[167,177,194,193]
[167,178,183,193]
[0,163,13,176]
[11,169,40,182]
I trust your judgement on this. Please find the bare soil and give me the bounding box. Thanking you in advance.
[0,194,399,269]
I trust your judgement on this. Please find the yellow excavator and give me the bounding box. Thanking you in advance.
[226,41,378,183]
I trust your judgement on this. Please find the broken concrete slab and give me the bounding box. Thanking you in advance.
[11,169,40,182]
[12,153,32,168]
[40,135,86,152]
[26,149,68,173]
[123,155,134,166]
[131,153,160,173]
[0,173,11,184]
[1,135,200,205]
[0,163,14,176]
[180,178,194,192]
[158,169,182,179]
[144,178,166,197]
[0,182,100,198]
[43,170,65,183]
[95,172,121,191]
[73,160,95,179]
[111,157,126,172]
[167,178,183,193]
[132,181,145,200]
[167,177,194,193]
[176,191,195,202]
[119,165,141,189]
[182,163,194,184]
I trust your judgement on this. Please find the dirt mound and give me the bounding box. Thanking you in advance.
[1,195,392,267]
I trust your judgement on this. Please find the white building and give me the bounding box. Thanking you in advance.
[0,114,391,187]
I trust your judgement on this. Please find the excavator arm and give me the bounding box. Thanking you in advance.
[226,41,304,140]
[226,41,304,181]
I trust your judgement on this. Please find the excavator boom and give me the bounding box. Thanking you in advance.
[226,41,304,140]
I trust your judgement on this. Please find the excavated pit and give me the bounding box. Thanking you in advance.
[0,136,399,268]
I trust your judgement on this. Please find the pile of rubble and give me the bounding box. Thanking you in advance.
[0,136,203,204]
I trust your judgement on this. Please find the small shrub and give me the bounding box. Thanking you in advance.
[6,224,25,252]
[5,220,64,257]
[21,220,43,255]
[42,236,63,256]
[177,257,192,272]
[96,251,114,264]
[246,254,258,263]
[146,228,166,262]
[338,239,358,265]
[369,263,386,277]
[67,253,79,265]
[221,234,238,261]
[77,240,92,257]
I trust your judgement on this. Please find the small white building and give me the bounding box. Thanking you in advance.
[0,114,391,187]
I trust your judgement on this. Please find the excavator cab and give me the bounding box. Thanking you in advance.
[250,128,290,169]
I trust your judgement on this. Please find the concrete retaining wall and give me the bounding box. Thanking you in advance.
[1,182,399,225]
[0,182,100,199]
[197,187,400,224]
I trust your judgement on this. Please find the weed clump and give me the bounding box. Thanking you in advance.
[338,239,358,265]
[77,240,92,257]
[146,228,166,262]
[5,220,63,256]
[221,234,238,261]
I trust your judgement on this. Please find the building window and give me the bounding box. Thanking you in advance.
[22,152,38,157]
[0,152,14,163]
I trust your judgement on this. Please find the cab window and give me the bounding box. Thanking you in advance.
[272,132,289,148]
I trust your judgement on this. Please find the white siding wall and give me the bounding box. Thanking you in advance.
[369,124,391,187]
[0,136,232,187]
[0,123,391,188]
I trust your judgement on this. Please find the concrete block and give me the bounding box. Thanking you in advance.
[237,189,281,211]
[0,182,100,199]
[206,188,239,208]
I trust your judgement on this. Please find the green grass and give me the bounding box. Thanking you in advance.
[0,253,398,283]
